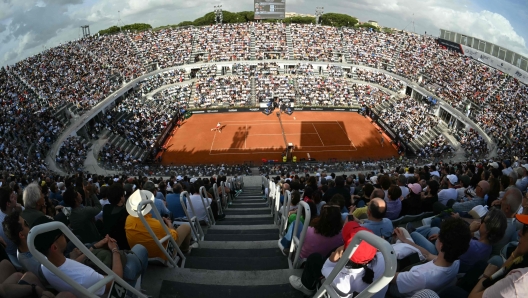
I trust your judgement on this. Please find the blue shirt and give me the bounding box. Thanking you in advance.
[385,199,402,220]
[459,239,492,273]
[150,198,170,219]
[361,218,393,239]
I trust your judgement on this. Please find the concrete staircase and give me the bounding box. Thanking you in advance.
[285,25,295,60]
[146,185,303,298]
[125,33,149,67]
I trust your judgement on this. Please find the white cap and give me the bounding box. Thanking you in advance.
[446,174,458,185]
[522,164,528,172]
[488,162,499,169]
[370,176,378,184]
[176,175,183,181]
[126,189,155,217]
[190,178,197,183]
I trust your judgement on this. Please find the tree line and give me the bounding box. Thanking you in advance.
[97,11,388,35]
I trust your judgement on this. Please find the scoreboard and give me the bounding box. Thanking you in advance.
[254,0,286,20]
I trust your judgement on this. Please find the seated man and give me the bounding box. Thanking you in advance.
[451,180,490,213]
[125,190,197,260]
[389,218,472,297]
[33,216,144,298]
[351,198,393,239]
[142,181,170,219]
[2,211,46,282]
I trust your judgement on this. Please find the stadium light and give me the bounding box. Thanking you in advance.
[214,5,223,24]
[315,7,324,25]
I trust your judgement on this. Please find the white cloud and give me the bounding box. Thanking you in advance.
[343,0,528,56]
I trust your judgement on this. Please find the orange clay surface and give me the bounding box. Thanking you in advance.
[161,112,398,165]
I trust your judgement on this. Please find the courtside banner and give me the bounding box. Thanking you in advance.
[190,107,360,114]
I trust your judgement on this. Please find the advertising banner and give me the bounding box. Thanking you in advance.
[461,45,528,84]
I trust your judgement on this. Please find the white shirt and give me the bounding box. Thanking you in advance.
[437,188,458,206]
[322,252,387,298]
[399,186,410,199]
[187,194,212,223]
[396,259,459,296]
[42,258,105,298]
[95,199,111,221]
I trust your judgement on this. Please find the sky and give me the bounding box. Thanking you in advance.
[0,0,527,67]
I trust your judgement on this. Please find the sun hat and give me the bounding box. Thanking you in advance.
[126,189,155,217]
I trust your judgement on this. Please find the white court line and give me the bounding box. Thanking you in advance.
[209,130,217,154]
[312,123,325,146]
[335,120,358,150]
[246,133,318,136]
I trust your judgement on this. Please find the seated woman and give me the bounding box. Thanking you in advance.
[278,200,317,255]
[289,221,388,297]
[299,204,344,260]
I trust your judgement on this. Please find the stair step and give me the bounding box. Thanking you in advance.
[207,229,278,235]
[223,209,270,214]
[208,224,277,230]
[216,219,273,225]
[205,233,278,241]
[185,256,287,271]
[159,281,303,298]
[226,203,267,208]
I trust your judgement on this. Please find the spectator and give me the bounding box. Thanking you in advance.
[125,190,197,260]
[21,183,46,227]
[63,188,102,244]
[386,185,403,220]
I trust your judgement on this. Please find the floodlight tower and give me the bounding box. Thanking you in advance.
[214,5,223,24]
[315,7,324,25]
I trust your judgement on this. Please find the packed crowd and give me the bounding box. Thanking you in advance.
[194,24,251,62]
[456,129,489,158]
[290,24,341,62]
[133,28,193,68]
[379,95,440,143]
[394,34,508,108]
[194,76,252,107]
[297,76,353,106]
[355,69,405,91]
[139,69,187,94]
[254,23,288,60]
[13,39,123,113]
[55,136,89,173]
[474,78,528,158]
[256,75,296,103]
[0,68,64,176]
[102,88,179,150]
[272,159,528,298]
[285,63,315,75]
[343,28,405,67]
[232,62,280,76]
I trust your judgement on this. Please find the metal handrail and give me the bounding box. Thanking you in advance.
[313,230,397,298]
[212,183,224,216]
[273,182,281,225]
[137,199,185,268]
[288,200,312,269]
[199,186,216,226]
[180,191,205,241]
[28,221,147,298]
[220,181,229,207]
[279,189,292,237]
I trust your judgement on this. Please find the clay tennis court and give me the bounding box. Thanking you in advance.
[161,112,398,165]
